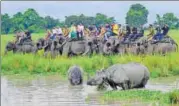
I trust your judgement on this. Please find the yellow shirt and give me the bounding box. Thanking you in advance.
[112,24,119,35]
[62,28,70,37]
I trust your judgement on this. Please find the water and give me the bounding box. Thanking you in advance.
[1,75,179,106]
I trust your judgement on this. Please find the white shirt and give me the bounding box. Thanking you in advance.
[52,29,57,34]
[77,25,84,32]
[57,28,63,34]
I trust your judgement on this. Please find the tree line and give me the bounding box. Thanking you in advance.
[1,3,179,34]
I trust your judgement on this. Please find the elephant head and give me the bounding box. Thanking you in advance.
[5,42,16,54]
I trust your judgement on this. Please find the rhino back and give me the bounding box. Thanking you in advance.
[122,63,149,87]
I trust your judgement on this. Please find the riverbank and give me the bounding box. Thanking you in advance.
[1,52,179,79]
[1,30,179,78]
[97,89,179,105]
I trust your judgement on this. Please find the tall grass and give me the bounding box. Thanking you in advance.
[1,30,179,77]
[98,89,179,105]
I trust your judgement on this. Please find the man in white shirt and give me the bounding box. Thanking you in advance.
[77,23,84,39]
[51,27,57,39]
[57,26,63,36]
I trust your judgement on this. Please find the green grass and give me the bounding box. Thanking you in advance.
[97,89,179,105]
[1,30,179,78]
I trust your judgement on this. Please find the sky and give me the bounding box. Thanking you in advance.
[1,1,179,25]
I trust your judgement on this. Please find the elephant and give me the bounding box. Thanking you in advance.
[138,38,178,55]
[102,36,121,55]
[68,65,83,85]
[87,62,150,90]
[50,38,63,58]
[62,38,94,57]
[5,41,38,55]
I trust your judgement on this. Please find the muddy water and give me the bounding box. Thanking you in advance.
[1,75,179,106]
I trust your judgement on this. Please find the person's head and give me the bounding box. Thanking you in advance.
[164,24,168,27]
[118,24,121,27]
[149,24,153,28]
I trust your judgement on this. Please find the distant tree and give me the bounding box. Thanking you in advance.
[126,3,149,27]
[155,13,179,29]
[44,16,60,29]
[1,14,12,34]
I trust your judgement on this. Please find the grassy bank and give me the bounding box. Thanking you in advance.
[97,89,179,105]
[1,30,179,78]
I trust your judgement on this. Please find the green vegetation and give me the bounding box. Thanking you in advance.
[1,3,179,34]
[98,89,179,105]
[1,30,179,78]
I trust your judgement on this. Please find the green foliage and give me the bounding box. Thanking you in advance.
[1,30,179,77]
[98,89,179,105]
[154,13,179,29]
[169,90,179,104]
[1,8,62,34]
[1,8,115,34]
[64,13,115,27]
[126,3,149,27]
[1,13,12,34]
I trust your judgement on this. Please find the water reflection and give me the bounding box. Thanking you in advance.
[1,75,179,106]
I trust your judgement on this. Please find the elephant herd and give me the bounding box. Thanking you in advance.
[5,35,178,57]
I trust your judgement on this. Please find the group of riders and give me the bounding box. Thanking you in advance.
[14,22,170,45]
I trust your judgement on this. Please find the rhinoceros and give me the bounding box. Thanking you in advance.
[87,62,150,90]
[68,65,83,86]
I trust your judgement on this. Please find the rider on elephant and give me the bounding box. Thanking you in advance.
[13,30,23,44]
[104,24,112,41]
[45,29,52,40]
[147,24,155,40]
[112,23,119,36]
[99,25,106,38]
[51,27,57,40]
[122,25,131,42]
[69,23,77,40]
[22,30,32,42]
[62,25,70,37]
[162,24,169,36]
[77,23,84,39]
[153,25,163,41]
[84,27,90,37]
[129,27,138,41]
[56,26,63,38]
